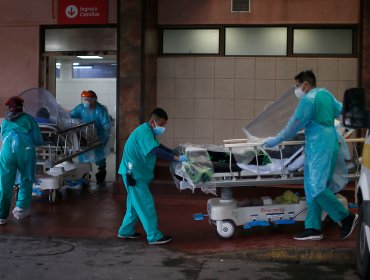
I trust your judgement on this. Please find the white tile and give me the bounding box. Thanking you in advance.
[174,118,194,138]
[297,58,318,74]
[215,57,235,78]
[175,79,194,98]
[255,80,275,99]
[214,119,234,142]
[235,58,256,79]
[214,99,234,119]
[339,58,358,81]
[175,58,194,78]
[234,100,254,119]
[194,99,214,119]
[235,79,255,99]
[195,57,214,78]
[256,58,275,79]
[194,79,215,99]
[158,57,175,78]
[157,98,174,119]
[276,58,297,79]
[215,79,234,99]
[174,99,194,118]
[194,119,214,139]
[157,78,175,99]
[318,58,339,81]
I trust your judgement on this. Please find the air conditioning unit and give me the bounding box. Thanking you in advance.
[231,0,251,12]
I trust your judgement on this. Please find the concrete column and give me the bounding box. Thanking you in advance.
[117,0,157,179]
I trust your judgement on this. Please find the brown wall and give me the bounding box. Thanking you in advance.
[158,0,360,25]
[362,0,370,106]
[0,0,117,115]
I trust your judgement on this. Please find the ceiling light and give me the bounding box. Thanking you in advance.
[77,56,103,59]
[73,65,93,69]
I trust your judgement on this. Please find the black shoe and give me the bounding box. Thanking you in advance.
[340,213,358,239]
[148,236,172,245]
[96,169,106,183]
[118,232,141,239]
[293,228,323,241]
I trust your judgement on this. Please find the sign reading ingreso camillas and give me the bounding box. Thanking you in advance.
[58,0,107,24]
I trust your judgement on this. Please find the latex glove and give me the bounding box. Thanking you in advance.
[178,155,187,162]
[262,137,280,148]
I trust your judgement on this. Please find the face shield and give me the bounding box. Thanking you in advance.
[81,97,96,109]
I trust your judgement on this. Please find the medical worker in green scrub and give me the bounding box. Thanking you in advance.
[117,108,186,245]
[263,70,358,241]
[0,96,43,225]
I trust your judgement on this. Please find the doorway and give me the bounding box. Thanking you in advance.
[40,26,118,182]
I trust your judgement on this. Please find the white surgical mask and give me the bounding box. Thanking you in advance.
[294,87,305,99]
[153,121,166,136]
[83,101,90,109]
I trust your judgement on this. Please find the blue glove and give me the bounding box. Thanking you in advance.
[178,155,187,162]
[262,137,280,148]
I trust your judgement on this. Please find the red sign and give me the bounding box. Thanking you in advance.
[58,0,107,24]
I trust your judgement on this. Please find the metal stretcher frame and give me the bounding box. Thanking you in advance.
[36,121,101,168]
[174,137,364,192]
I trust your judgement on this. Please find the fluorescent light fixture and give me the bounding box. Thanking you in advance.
[77,56,103,59]
[73,62,80,66]
[73,65,93,69]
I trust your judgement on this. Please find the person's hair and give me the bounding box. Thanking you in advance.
[150,108,168,121]
[36,107,50,119]
[295,70,317,87]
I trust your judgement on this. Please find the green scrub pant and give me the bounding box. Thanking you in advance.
[118,176,163,243]
[0,141,35,219]
[305,188,349,230]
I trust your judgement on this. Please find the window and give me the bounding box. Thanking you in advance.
[72,63,117,79]
[225,27,287,56]
[293,28,353,54]
[162,29,219,54]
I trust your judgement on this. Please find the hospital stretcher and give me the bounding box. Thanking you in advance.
[170,137,364,238]
[16,87,103,203]
[33,121,101,202]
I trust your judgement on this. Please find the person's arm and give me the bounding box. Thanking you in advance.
[264,97,314,147]
[69,105,81,118]
[151,145,175,161]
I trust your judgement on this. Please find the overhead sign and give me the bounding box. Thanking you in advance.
[58,0,107,24]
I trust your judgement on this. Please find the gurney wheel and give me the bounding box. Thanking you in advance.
[216,220,235,239]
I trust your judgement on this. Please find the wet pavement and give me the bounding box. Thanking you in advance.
[0,179,360,279]
[0,235,359,280]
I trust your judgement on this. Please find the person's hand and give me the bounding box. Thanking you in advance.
[178,155,187,162]
[262,137,280,148]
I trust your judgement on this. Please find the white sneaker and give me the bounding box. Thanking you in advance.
[0,219,6,225]
[12,207,30,220]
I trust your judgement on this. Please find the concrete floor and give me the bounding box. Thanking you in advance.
[0,178,358,264]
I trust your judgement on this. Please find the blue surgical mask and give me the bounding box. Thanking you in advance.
[153,121,166,136]
[83,101,90,109]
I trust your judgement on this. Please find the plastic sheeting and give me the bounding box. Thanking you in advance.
[19,88,80,129]
[244,87,298,139]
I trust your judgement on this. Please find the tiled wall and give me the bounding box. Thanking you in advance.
[157,57,358,148]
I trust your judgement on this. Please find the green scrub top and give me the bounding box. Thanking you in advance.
[118,123,159,183]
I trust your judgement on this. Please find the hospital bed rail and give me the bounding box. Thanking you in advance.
[36,121,101,168]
